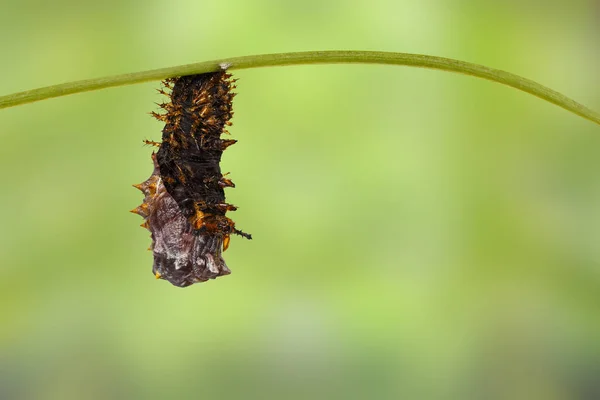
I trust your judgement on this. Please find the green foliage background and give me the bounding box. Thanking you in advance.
[1,0,599,399]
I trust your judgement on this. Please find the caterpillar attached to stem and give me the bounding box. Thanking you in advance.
[132,71,250,287]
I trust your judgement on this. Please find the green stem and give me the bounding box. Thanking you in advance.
[1,51,598,125]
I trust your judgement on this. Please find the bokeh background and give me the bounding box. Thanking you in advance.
[1,0,599,399]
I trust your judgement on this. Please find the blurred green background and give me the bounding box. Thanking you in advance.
[1,0,599,399]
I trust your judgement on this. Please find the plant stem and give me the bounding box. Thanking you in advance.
[0,51,598,125]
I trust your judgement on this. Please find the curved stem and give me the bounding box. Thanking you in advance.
[0,51,598,125]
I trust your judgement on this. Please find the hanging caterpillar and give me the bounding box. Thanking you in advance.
[132,71,251,287]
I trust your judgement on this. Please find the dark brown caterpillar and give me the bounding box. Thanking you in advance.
[132,71,250,287]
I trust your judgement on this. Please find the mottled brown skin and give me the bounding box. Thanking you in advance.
[155,73,249,238]
[132,71,250,287]
[133,155,230,287]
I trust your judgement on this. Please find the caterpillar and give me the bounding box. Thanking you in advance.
[132,71,251,287]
